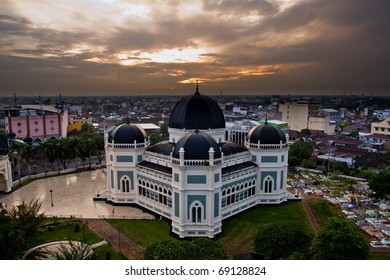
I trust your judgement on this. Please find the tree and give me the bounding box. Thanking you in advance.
[91,134,105,164]
[312,217,369,260]
[83,138,98,169]
[36,141,52,175]
[254,222,312,259]
[303,159,317,169]
[288,140,314,166]
[0,208,26,259]
[19,142,35,178]
[9,141,25,184]
[69,136,82,171]
[9,198,45,237]
[369,169,390,199]
[160,122,168,138]
[51,240,93,260]
[149,133,164,145]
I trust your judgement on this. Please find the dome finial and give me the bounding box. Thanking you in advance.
[195,80,200,95]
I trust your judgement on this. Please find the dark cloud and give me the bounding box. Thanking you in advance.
[0,0,389,96]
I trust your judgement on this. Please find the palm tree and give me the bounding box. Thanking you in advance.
[84,138,97,169]
[19,141,35,178]
[91,134,105,164]
[69,137,81,171]
[46,139,62,174]
[58,138,71,170]
[9,142,25,184]
[37,141,52,175]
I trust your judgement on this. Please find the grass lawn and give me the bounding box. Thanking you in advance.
[106,201,311,259]
[106,219,176,248]
[26,218,127,260]
[217,201,312,258]
[28,219,102,248]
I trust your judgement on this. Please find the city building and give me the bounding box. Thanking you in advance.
[307,116,336,135]
[278,100,322,131]
[258,120,289,136]
[371,118,390,136]
[68,115,93,133]
[102,87,290,238]
[1,104,68,143]
[321,109,341,124]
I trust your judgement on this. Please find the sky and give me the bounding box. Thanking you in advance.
[0,0,389,96]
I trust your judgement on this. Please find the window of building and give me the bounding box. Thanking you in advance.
[191,203,202,223]
[121,177,130,192]
[264,177,273,193]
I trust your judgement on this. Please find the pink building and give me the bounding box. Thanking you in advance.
[3,104,68,142]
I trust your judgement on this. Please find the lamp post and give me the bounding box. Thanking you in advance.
[49,188,53,207]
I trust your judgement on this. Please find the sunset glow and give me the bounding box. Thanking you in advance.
[0,0,388,95]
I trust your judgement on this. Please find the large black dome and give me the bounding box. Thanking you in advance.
[172,130,221,160]
[109,124,147,144]
[168,87,225,130]
[248,123,286,145]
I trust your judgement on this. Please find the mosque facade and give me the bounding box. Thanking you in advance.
[104,87,289,238]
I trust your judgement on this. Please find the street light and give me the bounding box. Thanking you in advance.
[49,188,53,207]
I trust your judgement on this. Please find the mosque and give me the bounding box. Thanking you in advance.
[104,86,290,238]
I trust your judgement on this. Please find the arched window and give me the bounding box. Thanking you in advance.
[191,202,203,223]
[121,176,130,192]
[264,177,273,193]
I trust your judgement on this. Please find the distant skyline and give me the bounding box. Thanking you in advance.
[0,0,389,97]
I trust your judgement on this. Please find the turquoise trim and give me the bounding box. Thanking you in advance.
[252,155,257,162]
[214,173,220,183]
[187,175,206,184]
[281,155,285,162]
[261,156,278,163]
[117,155,133,162]
[187,195,206,219]
[137,155,142,162]
[174,193,180,217]
[117,171,133,190]
[281,170,284,189]
[174,173,179,182]
[110,170,114,189]
[214,193,219,218]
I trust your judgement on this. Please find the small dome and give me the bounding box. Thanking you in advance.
[172,130,221,160]
[23,136,33,144]
[168,86,225,130]
[109,124,147,144]
[147,140,175,156]
[7,132,16,139]
[219,141,248,156]
[248,123,286,145]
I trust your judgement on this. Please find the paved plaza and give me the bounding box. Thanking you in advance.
[0,169,153,220]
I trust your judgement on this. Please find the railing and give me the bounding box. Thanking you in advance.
[171,158,222,166]
[106,141,149,149]
[245,142,288,149]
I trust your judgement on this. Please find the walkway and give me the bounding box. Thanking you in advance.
[82,218,144,260]
[301,198,320,234]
